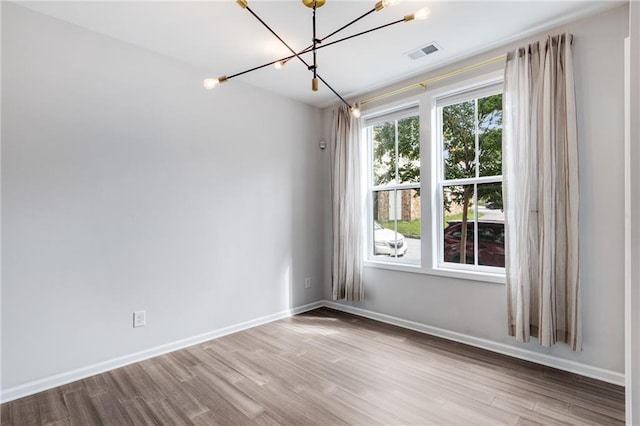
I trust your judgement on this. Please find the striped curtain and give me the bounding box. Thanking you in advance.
[330,104,364,301]
[503,33,581,350]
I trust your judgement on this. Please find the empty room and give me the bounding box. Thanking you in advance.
[2,0,639,424]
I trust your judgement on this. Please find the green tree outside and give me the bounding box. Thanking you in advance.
[442,94,503,263]
[372,94,503,264]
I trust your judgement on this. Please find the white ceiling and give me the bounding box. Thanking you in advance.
[17,0,623,108]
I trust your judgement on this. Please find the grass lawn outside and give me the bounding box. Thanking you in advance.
[443,211,483,226]
[379,219,421,238]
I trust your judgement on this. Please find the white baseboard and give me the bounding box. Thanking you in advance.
[2,298,624,404]
[0,301,324,404]
[323,301,625,386]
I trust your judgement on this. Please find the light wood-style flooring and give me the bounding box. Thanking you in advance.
[1,308,625,425]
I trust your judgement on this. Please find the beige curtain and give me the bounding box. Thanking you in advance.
[331,104,364,301]
[503,33,581,350]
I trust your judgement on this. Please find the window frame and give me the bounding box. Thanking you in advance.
[362,71,506,284]
[433,81,505,276]
[364,98,422,267]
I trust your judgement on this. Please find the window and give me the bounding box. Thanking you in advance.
[362,73,505,282]
[365,105,420,265]
[435,83,504,272]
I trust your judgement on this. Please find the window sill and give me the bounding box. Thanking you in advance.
[363,259,506,284]
[364,259,423,275]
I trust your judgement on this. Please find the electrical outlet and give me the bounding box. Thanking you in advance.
[133,311,146,328]
[304,277,311,288]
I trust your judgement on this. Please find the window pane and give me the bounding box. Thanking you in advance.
[442,184,476,265]
[373,122,396,186]
[478,94,503,177]
[396,115,420,184]
[442,100,476,180]
[477,182,505,267]
[372,189,420,261]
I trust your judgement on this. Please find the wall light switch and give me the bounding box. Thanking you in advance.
[304,278,312,288]
[133,311,146,328]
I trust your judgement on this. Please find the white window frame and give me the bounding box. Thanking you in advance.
[427,71,505,283]
[433,85,504,275]
[363,71,506,284]
[363,98,422,268]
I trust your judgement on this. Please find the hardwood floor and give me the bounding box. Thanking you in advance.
[1,308,625,425]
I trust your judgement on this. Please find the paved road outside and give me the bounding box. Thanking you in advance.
[478,205,505,221]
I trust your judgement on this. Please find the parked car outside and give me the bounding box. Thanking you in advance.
[374,222,408,257]
[443,220,504,267]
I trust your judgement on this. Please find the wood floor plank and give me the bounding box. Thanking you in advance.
[102,364,163,404]
[141,362,209,419]
[232,380,346,426]
[62,390,101,426]
[188,363,265,419]
[147,398,194,425]
[155,355,194,383]
[120,397,162,426]
[180,376,251,424]
[492,396,575,425]
[46,418,71,426]
[204,346,272,386]
[10,395,41,426]
[36,388,68,425]
[90,390,134,426]
[1,401,13,426]
[1,307,625,425]
[81,375,110,398]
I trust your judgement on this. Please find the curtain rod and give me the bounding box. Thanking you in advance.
[359,54,507,106]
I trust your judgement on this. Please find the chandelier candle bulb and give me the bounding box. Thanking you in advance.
[375,0,399,11]
[203,76,228,90]
[351,107,361,118]
[203,78,219,90]
[312,78,319,91]
[404,7,430,22]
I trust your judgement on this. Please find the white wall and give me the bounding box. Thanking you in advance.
[324,5,628,376]
[627,0,640,422]
[1,2,324,393]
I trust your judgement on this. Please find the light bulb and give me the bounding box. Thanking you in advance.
[375,0,399,10]
[413,7,430,20]
[274,60,285,70]
[203,78,219,90]
[405,6,430,21]
[351,107,361,118]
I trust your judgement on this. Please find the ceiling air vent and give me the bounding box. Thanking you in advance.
[406,42,441,60]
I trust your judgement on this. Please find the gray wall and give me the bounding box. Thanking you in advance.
[324,5,629,374]
[628,0,640,422]
[1,3,324,391]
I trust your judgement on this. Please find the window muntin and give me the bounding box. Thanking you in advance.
[367,107,421,264]
[437,89,504,271]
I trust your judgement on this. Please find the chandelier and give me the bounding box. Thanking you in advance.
[203,0,430,117]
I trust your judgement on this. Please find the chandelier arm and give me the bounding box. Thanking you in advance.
[315,18,405,50]
[244,6,312,69]
[319,8,376,43]
[315,73,351,109]
[227,58,287,80]
[223,17,405,82]
[291,7,376,59]
[313,4,317,79]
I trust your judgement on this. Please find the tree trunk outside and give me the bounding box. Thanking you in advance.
[459,185,472,264]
